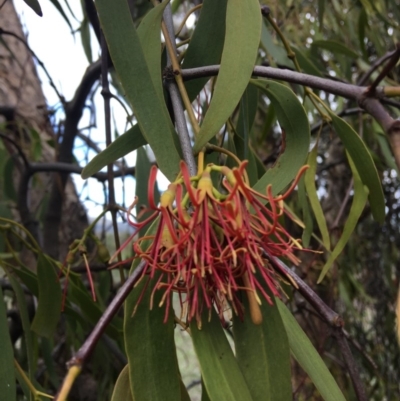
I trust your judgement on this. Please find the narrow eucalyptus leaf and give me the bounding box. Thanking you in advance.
[233,295,292,401]
[193,0,261,152]
[81,125,146,179]
[31,254,62,338]
[276,299,347,401]
[330,113,385,222]
[22,0,42,16]
[252,80,310,196]
[95,0,181,180]
[0,286,16,401]
[191,310,253,401]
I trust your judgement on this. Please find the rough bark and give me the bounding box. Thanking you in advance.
[0,0,88,265]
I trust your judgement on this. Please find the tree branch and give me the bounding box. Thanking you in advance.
[55,260,147,401]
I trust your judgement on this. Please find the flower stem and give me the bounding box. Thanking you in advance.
[242,273,262,325]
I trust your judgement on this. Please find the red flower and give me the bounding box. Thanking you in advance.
[118,156,308,326]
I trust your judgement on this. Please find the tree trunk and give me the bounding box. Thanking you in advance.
[0,0,88,265]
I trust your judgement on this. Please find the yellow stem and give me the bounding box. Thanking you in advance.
[161,20,200,135]
[175,4,202,36]
[242,273,262,325]
[383,86,400,97]
[197,151,205,174]
[56,365,82,401]
[14,359,54,399]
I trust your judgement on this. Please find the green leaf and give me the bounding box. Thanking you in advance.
[124,220,181,401]
[233,296,292,401]
[297,175,313,248]
[191,310,253,401]
[318,156,369,282]
[3,158,17,202]
[124,276,181,401]
[80,17,92,63]
[111,365,134,401]
[137,1,169,100]
[67,274,122,339]
[193,0,261,153]
[305,142,330,250]
[330,113,385,222]
[182,0,227,101]
[260,22,291,68]
[201,378,211,401]
[312,40,359,59]
[276,299,347,401]
[8,275,35,382]
[81,125,147,179]
[31,254,62,338]
[318,0,325,31]
[95,0,181,181]
[135,147,160,237]
[49,0,72,29]
[22,0,42,16]
[292,46,323,77]
[180,379,191,401]
[0,286,16,401]
[251,79,310,195]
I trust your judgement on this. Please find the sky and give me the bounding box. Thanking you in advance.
[13,0,167,218]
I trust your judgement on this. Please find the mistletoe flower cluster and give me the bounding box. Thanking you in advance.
[121,157,307,326]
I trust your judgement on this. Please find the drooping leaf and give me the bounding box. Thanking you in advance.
[31,254,62,338]
[124,275,181,401]
[8,275,35,382]
[3,157,17,202]
[330,113,385,222]
[318,0,325,30]
[124,219,181,401]
[80,17,92,63]
[137,0,169,100]
[233,84,261,185]
[260,22,291,68]
[95,0,181,181]
[190,310,253,401]
[193,0,261,153]
[251,79,310,195]
[0,286,16,401]
[67,274,122,339]
[233,295,292,401]
[297,175,313,247]
[201,378,211,401]
[312,40,359,59]
[292,46,323,77]
[318,156,369,282]
[22,0,42,16]
[276,299,347,401]
[49,0,72,29]
[182,0,227,101]
[81,125,146,179]
[111,365,134,401]
[305,142,331,250]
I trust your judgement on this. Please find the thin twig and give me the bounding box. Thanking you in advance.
[357,49,398,86]
[101,32,125,282]
[366,43,400,95]
[54,260,147,401]
[163,3,197,175]
[267,253,368,401]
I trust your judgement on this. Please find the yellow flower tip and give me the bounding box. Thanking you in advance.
[160,183,177,208]
[221,166,236,185]
[198,170,214,193]
[161,225,175,249]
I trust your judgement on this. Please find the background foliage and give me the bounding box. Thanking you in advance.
[0,0,399,400]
